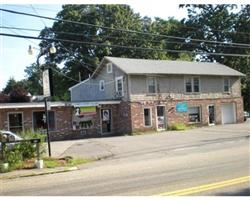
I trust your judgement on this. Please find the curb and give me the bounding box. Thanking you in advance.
[0,166,79,180]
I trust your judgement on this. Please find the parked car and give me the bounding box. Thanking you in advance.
[0,130,22,151]
[244,111,249,121]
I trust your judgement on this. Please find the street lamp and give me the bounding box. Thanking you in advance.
[29,43,57,157]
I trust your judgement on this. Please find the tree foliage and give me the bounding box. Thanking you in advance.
[179,4,250,110]
[15,4,249,110]
[1,78,30,103]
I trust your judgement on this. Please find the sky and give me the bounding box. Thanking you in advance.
[0,0,247,91]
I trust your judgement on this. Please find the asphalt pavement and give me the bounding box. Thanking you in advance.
[1,119,249,179]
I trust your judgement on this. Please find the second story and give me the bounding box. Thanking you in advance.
[69,57,245,102]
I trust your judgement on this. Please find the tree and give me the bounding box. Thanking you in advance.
[2,78,30,103]
[179,4,250,110]
[35,4,185,100]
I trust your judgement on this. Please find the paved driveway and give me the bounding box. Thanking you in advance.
[51,120,250,160]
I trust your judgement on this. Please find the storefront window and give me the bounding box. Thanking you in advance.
[188,107,201,123]
[33,111,55,131]
[72,107,96,130]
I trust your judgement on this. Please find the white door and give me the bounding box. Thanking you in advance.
[221,103,236,124]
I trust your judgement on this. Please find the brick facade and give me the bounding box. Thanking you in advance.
[115,97,244,134]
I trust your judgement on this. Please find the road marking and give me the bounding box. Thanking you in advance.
[158,176,250,196]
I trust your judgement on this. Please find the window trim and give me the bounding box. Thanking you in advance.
[143,107,152,127]
[7,112,24,132]
[115,76,124,96]
[32,110,56,131]
[107,63,113,74]
[99,80,105,91]
[147,77,157,94]
[223,78,231,93]
[185,76,200,93]
[188,106,201,123]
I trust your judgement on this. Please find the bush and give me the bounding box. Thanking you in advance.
[169,123,187,131]
[1,130,47,171]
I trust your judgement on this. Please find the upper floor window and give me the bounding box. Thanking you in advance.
[115,76,124,96]
[223,78,231,93]
[185,76,200,93]
[107,63,113,73]
[147,77,157,94]
[99,80,105,91]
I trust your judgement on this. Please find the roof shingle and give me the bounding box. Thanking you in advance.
[105,56,245,76]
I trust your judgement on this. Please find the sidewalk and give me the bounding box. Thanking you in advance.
[1,120,249,179]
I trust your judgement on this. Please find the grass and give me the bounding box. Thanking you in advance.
[168,123,188,131]
[43,156,92,168]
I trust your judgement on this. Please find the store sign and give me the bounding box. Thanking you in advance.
[75,106,96,116]
[43,69,51,97]
[176,102,188,113]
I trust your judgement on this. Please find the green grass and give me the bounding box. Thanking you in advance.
[168,123,188,131]
[43,157,92,168]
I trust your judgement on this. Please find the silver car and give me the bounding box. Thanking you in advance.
[0,130,22,150]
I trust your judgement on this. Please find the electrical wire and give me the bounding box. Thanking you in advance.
[1,8,250,48]
[5,4,250,36]
[1,33,249,58]
[2,25,250,50]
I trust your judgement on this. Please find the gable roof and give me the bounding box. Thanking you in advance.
[104,56,245,77]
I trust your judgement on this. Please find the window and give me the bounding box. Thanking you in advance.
[223,78,231,93]
[99,80,105,91]
[185,77,192,93]
[144,108,152,126]
[147,77,157,94]
[193,77,200,92]
[185,77,200,93]
[115,76,124,96]
[33,111,55,131]
[107,63,113,73]
[8,113,23,133]
[188,107,201,123]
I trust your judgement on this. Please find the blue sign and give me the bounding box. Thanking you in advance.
[176,102,188,113]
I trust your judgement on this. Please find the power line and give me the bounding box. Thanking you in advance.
[1,8,250,48]
[1,32,250,58]
[6,4,250,36]
[30,4,47,27]
[1,25,250,50]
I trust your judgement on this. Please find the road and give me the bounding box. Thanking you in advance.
[1,122,250,196]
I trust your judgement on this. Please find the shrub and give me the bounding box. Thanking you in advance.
[169,123,187,131]
[1,130,47,171]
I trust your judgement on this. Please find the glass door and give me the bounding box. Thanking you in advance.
[208,105,215,125]
[156,106,166,131]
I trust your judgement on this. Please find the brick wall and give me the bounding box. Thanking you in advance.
[120,97,244,134]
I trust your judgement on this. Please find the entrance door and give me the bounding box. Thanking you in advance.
[101,109,112,134]
[208,105,215,125]
[156,106,166,131]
